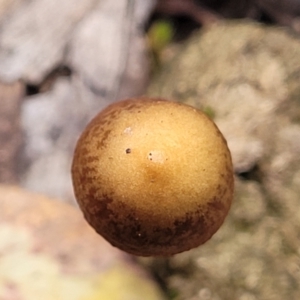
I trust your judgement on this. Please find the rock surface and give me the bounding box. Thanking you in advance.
[147,21,300,300]
[0,185,166,300]
[0,81,24,183]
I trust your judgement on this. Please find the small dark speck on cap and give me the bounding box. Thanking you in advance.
[126,148,131,154]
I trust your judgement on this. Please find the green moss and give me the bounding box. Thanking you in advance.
[148,20,174,54]
[201,106,216,119]
[148,20,174,71]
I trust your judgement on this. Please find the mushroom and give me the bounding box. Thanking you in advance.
[71,97,234,256]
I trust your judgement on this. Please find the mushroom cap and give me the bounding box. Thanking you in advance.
[71,97,234,256]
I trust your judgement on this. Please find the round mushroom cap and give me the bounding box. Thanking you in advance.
[71,97,234,256]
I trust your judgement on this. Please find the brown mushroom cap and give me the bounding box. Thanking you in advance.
[71,97,234,256]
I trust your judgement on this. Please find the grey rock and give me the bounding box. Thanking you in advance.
[20,78,93,201]
[0,0,98,83]
[68,0,153,101]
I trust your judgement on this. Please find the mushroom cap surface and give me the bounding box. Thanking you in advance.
[71,97,234,256]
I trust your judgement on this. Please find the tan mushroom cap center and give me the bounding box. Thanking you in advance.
[80,100,231,227]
